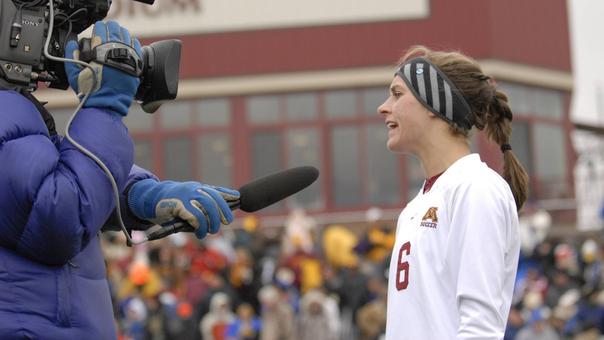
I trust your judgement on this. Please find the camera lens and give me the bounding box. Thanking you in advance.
[135,39,181,113]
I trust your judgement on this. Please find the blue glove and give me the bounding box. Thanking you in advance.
[64,20,142,116]
[127,179,240,239]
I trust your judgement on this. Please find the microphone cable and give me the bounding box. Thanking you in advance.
[43,0,145,246]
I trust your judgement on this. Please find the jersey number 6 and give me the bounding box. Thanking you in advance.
[396,241,411,291]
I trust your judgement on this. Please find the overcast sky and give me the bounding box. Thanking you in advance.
[568,0,604,125]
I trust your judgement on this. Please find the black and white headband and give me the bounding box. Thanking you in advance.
[395,57,474,131]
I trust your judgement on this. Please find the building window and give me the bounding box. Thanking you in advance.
[366,123,401,204]
[534,124,568,198]
[510,121,533,176]
[331,126,363,207]
[362,87,386,116]
[124,104,154,132]
[287,128,323,209]
[533,88,563,119]
[159,100,193,129]
[247,95,280,124]
[499,83,531,114]
[325,89,356,118]
[134,140,153,171]
[164,137,193,181]
[251,131,283,210]
[198,133,232,188]
[197,98,231,126]
[499,82,564,119]
[286,93,318,121]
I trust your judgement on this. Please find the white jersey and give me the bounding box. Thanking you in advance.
[386,154,520,340]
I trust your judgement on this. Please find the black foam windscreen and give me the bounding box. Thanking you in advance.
[238,166,319,212]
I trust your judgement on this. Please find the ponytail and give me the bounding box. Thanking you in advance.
[486,91,529,211]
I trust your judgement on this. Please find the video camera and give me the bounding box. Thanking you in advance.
[0,0,181,112]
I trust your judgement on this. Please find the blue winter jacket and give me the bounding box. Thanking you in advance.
[0,91,154,339]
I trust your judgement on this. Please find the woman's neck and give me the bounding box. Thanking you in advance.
[416,138,471,178]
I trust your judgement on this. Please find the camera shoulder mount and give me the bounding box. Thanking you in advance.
[79,38,143,77]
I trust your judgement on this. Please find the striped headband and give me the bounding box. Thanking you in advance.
[395,57,474,131]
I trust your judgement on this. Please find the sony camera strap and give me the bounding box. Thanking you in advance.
[79,39,144,77]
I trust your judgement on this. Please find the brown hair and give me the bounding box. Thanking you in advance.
[399,45,528,211]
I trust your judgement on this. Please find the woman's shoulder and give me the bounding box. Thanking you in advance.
[441,158,514,204]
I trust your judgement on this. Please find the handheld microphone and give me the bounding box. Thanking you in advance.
[146,166,319,241]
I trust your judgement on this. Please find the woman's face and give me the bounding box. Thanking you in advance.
[377,75,430,153]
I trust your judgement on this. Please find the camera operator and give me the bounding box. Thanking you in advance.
[0,20,239,339]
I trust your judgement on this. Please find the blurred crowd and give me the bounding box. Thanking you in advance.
[104,204,604,340]
[506,205,604,340]
[104,207,393,340]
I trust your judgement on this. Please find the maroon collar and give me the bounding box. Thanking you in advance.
[423,172,444,194]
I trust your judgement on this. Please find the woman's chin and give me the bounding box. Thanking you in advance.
[386,139,401,152]
[387,139,412,154]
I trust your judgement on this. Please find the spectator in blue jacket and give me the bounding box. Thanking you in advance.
[0,20,238,339]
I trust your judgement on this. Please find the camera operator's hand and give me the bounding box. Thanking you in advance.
[64,21,142,117]
[127,179,240,239]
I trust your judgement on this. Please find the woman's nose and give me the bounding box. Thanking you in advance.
[377,100,390,117]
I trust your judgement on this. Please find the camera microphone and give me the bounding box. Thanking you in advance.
[145,166,320,241]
